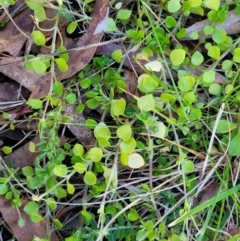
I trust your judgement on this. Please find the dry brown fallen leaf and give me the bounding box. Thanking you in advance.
[181,10,240,41]
[0,4,33,57]
[0,196,58,241]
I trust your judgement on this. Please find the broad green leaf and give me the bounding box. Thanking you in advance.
[34,6,46,22]
[128,153,145,169]
[178,75,195,92]
[117,125,132,141]
[31,60,47,74]
[161,93,176,103]
[55,58,68,72]
[229,131,240,156]
[22,166,34,177]
[66,93,76,104]
[117,9,131,20]
[233,48,240,63]
[167,0,181,13]
[76,104,85,114]
[53,164,68,177]
[28,141,35,152]
[209,120,237,133]
[111,49,122,63]
[202,71,215,85]
[106,18,118,32]
[26,1,41,10]
[120,151,128,166]
[84,171,97,185]
[111,98,126,117]
[207,45,220,60]
[191,51,204,66]
[73,163,86,174]
[151,122,167,138]
[53,218,63,229]
[128,209,139,221]
[85,147,103,162]
[29,213,43,223]
[2,146,12,154]
[73,143,84,157]
[189,0,202,7]
[86,98,100,109]
[184,91,196,104]
[94,122,111,139]
[190,31,199,40]
[57,45,69,62]
[31,31,46,46]
[144,60,164,72]
[137,94,155,112]
[67,20,78,34]
[170,49,186,65]
[46,197,57,211]
[209,83,221,95]
[138,74,158,93]
[0,184,8,195]
[24,201,39,215]
[67,182,75,194]
[203,0,220,11]
[165,16,177,28]
[27,99,43,109]
[85,119,97,129]
[212,27,227,44]
[120,137,136,154]
[182,160,194,173]
[53,81,63,96]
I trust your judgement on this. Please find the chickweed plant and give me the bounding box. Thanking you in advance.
[0,0,240,240]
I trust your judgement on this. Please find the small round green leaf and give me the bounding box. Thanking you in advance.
[178,75,195,92]
[24,201,39,215]
[73,143,84,157]
[170,49,186,65]
[67,182,75,194]
[207,45,220,60]
[138,74,158,93]
[128,153,145,169]
[53,164,68,177]
[120,137,136,154]
[2,146,12,154]
[73,163,86,174]
[128,209,139,221]
[31,30,46,46]
[67,20,78,34]
[137,94,155,112]
[117,125,132,141]
[111,49,122,63]
[229,131,240,156]
[27,99,43,109]
[66,93,76,104]
[53,81,63,97]
[55,58,68,72]
[111,98,126,117]
[203,0,220,11]
[209,83,221,95]
[85,147,103,162]
[167,0,181,13]
[182,160,194,173]
[84,171,97,185]
[117,9,131,20]
[191,51,204,66]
